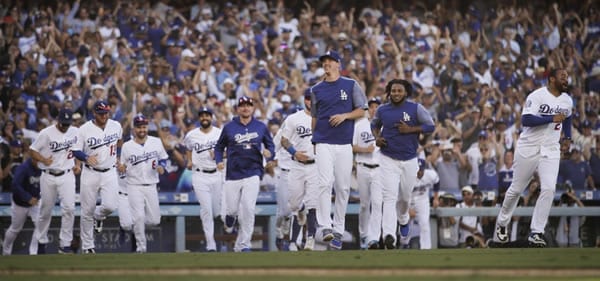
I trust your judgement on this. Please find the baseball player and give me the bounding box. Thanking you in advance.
[119,115,168,253]
[72,100,123,254]
[214,96,275,252]
[494,68,573,247]
[29,108,79,254]
[401,159,439,249]
[353,98,383,250]
[2,157,41,255]
[371,79,435,249]
[272,129,293,250]
[310,50,367,250]
[280,90,319,251]
[184,107,223,252]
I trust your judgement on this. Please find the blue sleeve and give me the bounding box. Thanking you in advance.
[416,104,435,133]
[562,115,572,139]
[352,82,368,110]
[158,159,167,168]
[214,127,227,164]
[521,114,554,127]
[72,150,88,161]
[12,163,32,203]
[433,182,440,192]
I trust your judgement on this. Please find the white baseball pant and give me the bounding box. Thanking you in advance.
[128,183,161,253]
[380,155,419,241]
[192,170,223,251]
[35,171,76,248]
[80,167,119,250]
[288,163,319,212]
[2,200,39,255]
[223,175,260,252]
[356,165,383,243]
[118,184,133,232]
[497,147,559,234]
[410,191,432,249]
[275,168,291,239]
[315,143,353,235]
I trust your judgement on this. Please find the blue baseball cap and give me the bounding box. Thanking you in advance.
[198,106,213,115]
[238,96,254,106]
[94,100,110,114]
[10,140,22,147]
[58,108,73,125]
[304,89,311,100]
[368,97,382,105]
[133,114,149,127]
[319,50,341,63]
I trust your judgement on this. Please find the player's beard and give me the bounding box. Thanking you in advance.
[200,120,211,129]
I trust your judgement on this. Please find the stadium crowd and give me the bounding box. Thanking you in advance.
[0,0,599,251]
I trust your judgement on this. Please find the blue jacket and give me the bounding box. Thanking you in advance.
[215,117,275,180]
[371,100,435,160]
[11,158,41,207]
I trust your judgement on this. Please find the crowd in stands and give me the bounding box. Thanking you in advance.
[0,0,598,247]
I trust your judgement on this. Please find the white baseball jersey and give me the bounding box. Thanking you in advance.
[73,119,123,169]
[273,130,294,170]
[518,87,572,158]
[353,117,379,165]
[184,126,221,169]
[280,110,315,161]
[413,168,439,196]
[120,136,168,185]
[30,125,78,171]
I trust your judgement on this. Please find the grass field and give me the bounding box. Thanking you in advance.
[1,248,599,281]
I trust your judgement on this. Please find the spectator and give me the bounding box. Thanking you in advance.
[555,187,585,247]
[437,192,459,248]
[558,144,595,190]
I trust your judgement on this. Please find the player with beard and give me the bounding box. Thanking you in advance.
[371,79,435,249]
[494,68,573,247]
[184,107,223,252]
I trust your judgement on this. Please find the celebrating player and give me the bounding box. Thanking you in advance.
[119,115,168,253]
[272,129,293,250]
[30,108,79,254]
[280,89,319,251]
[494,68,573,247]
[2,157,41,255]
[184,107,223,252]
[214,96,275,252]
[72,100,123,254]
[353,97,383,250]
[310,50,368,250]
[371,79,435,249]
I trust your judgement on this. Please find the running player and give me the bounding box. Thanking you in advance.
[72,100,123,254]
[184,107,223,252]
[30,108,78,254]
[119,115,168,253]
[310,50,367,250]
[494,68,573,247]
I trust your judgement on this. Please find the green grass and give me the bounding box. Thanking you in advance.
[1,248,599,281]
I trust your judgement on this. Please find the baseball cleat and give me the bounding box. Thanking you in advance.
[367,240,379,250]
[494,225,509,243]
[322,228,335,242]
[224,215,236,234]
[304,237,315,251]
[329,233,343,250]
[399,224,410,238]
[37,243,47,255]
[360,237,368,250]
[384,234,395,250]
[58,246,73,254]
[240,248,251,252]
[82,248,96,254]
[528,233,547,248]
[94,219,103,233]
[289,242,299,252]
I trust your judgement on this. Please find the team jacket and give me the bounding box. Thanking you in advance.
[371,100,435,161]
[11,158,41,207]
[215,116,275,180]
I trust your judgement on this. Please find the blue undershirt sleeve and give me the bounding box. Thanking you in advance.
[521,114,554,127]
[72,150,88,161]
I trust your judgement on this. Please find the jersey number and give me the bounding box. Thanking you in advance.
[110,144,117,156]
[152,160,156,169]
[554,123,561,130]
[67,151,74,159]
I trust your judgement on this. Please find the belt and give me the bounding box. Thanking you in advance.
[85,165,113,173]
[298,159,315,165]
[358,162,379,169]
[119,191,128,196]
[196,168,217,174]
[43,169,70,177]
[280,167,290,172]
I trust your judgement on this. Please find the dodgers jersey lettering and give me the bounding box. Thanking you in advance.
[215,117,275,180]
[120,136,168,185]
[353,117,379,164]
[518,87,572,152]
[73,119,123,169]
[281,110,315,161]
[310,77,367,144]
[184,126,222,170]
[30,125,78,171]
